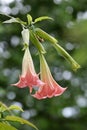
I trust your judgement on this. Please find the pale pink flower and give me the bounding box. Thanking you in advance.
[33,54,67,99]
[12,47,44,93]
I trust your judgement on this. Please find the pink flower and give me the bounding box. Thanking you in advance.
[33,54,67,99]
[12,47,44,93]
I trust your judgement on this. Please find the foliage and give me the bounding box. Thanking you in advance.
[0,102,38,130]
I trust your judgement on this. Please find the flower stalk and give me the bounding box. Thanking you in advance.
[30,30,46,54]
[34,28,80,71]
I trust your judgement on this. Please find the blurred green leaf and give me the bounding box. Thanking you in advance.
[27,14,32,25]
[5,116,38,130]
[0,122,17,130]
[8,105,24,112]
[0,102,8,112]
[34,16,53,23]
[3,18,18,24]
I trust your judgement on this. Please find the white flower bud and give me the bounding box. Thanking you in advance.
[21,28,29,45]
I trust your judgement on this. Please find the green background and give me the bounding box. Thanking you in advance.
[0,0,87,130]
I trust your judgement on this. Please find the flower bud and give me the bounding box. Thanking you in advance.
[21,28,29,45]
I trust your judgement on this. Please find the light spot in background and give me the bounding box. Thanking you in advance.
[0,88,6,97]
[0,0,25,15]
[0,0,15,5]
[21,109,37,119]
[65,42,74,51]
[66,21,74,28]
[3,68,11,76]
[11,7,19,15]
[77,11,87,20]
[76,96,87,107]
[3,51,11,59]
[63,70,72,80]
[11,36,20,47]
[66,6,73,14]
[71,78,80,87]
[9,69,20,83]
[55,72,63,81]
[0,41,7,50]
[64,0,72,2]
[0,6,11,14]
[20,5,31,14]
[84,90,87,97]
[29,109,37,117]
[0,47,3,54]
[62,107,79,118]
[7,91,16,100]
[0,41,11,59]
[21,110,31,119]
[25,95,34,107]
[53,0,62,4]
[63,91,71,98]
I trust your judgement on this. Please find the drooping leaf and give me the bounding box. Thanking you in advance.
[34,16,53,23]
[3,18,18,24]
[8,105,24,112]
[27,14,32,25]
[5,116,38,130]
[0,122,17,130]
[3,17,26,25]
[0,102,8,112]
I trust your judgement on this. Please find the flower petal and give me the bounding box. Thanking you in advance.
[12,47,45,93]
[33,54,67,99]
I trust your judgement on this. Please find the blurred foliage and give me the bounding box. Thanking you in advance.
[0,102,38,130]
[0,0,87,130]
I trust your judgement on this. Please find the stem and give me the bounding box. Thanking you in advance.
[30,30,46,54]
[35,28,80,71]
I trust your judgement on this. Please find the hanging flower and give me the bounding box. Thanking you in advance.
[12,47,45,93]
[12,28,44,93]
[33,54,67,99]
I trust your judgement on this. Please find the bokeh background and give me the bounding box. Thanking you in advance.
[0,0,87,130]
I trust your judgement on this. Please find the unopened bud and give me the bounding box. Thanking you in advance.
[21,28,29,45]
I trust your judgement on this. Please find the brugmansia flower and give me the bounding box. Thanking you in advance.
[12,27,45,93]
[12,47,44,93]
[33,54,67,99]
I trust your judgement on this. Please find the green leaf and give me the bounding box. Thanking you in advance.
[27,14,32,25]
[3,18,18,24]
[3,17,26,25]
[5,116,38,130]
[0,102,8,112]
[0,122,17,130]
[34,16,53,23]
[8,105,24,112]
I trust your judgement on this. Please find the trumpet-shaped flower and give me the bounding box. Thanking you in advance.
[33,54,67,99]
[12,47,44,93]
